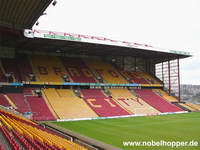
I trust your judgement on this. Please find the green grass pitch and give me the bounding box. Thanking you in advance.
[52,112,200,150]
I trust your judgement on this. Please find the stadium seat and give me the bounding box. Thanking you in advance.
[43,88,98,119]
[1,58,22,82]
[153,89,178,102]
[17,55,34,82]
[135,89,183,113]
[23,88,33,95]
[0,108,87,150]
[62,57,97,83]
[139,72,160,84]
[0,66,6,82]
[26,96,56,121]
[119,70,150,84]
[179,103,197,111]
[84,58,128,84]
[109,89,160,114]
[31,55,66,82]
[185,102,200,111]
[81,89,130,117]
[0,95,11,107]
[7,93,31,113]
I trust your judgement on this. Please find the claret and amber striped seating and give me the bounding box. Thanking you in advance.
[0,108,87,150]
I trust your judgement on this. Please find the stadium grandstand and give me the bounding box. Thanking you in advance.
[0,0,200,149]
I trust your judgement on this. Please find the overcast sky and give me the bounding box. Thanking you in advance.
[33,0,200,85]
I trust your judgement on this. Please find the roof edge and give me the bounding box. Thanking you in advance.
[24,29,191,57]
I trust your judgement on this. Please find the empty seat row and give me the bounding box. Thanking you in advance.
[0,108,87,150]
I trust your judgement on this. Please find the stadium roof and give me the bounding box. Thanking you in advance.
[24,29,191,61]
[0,0,191,64]
[0,0,52,29]
[0,27,191,63]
